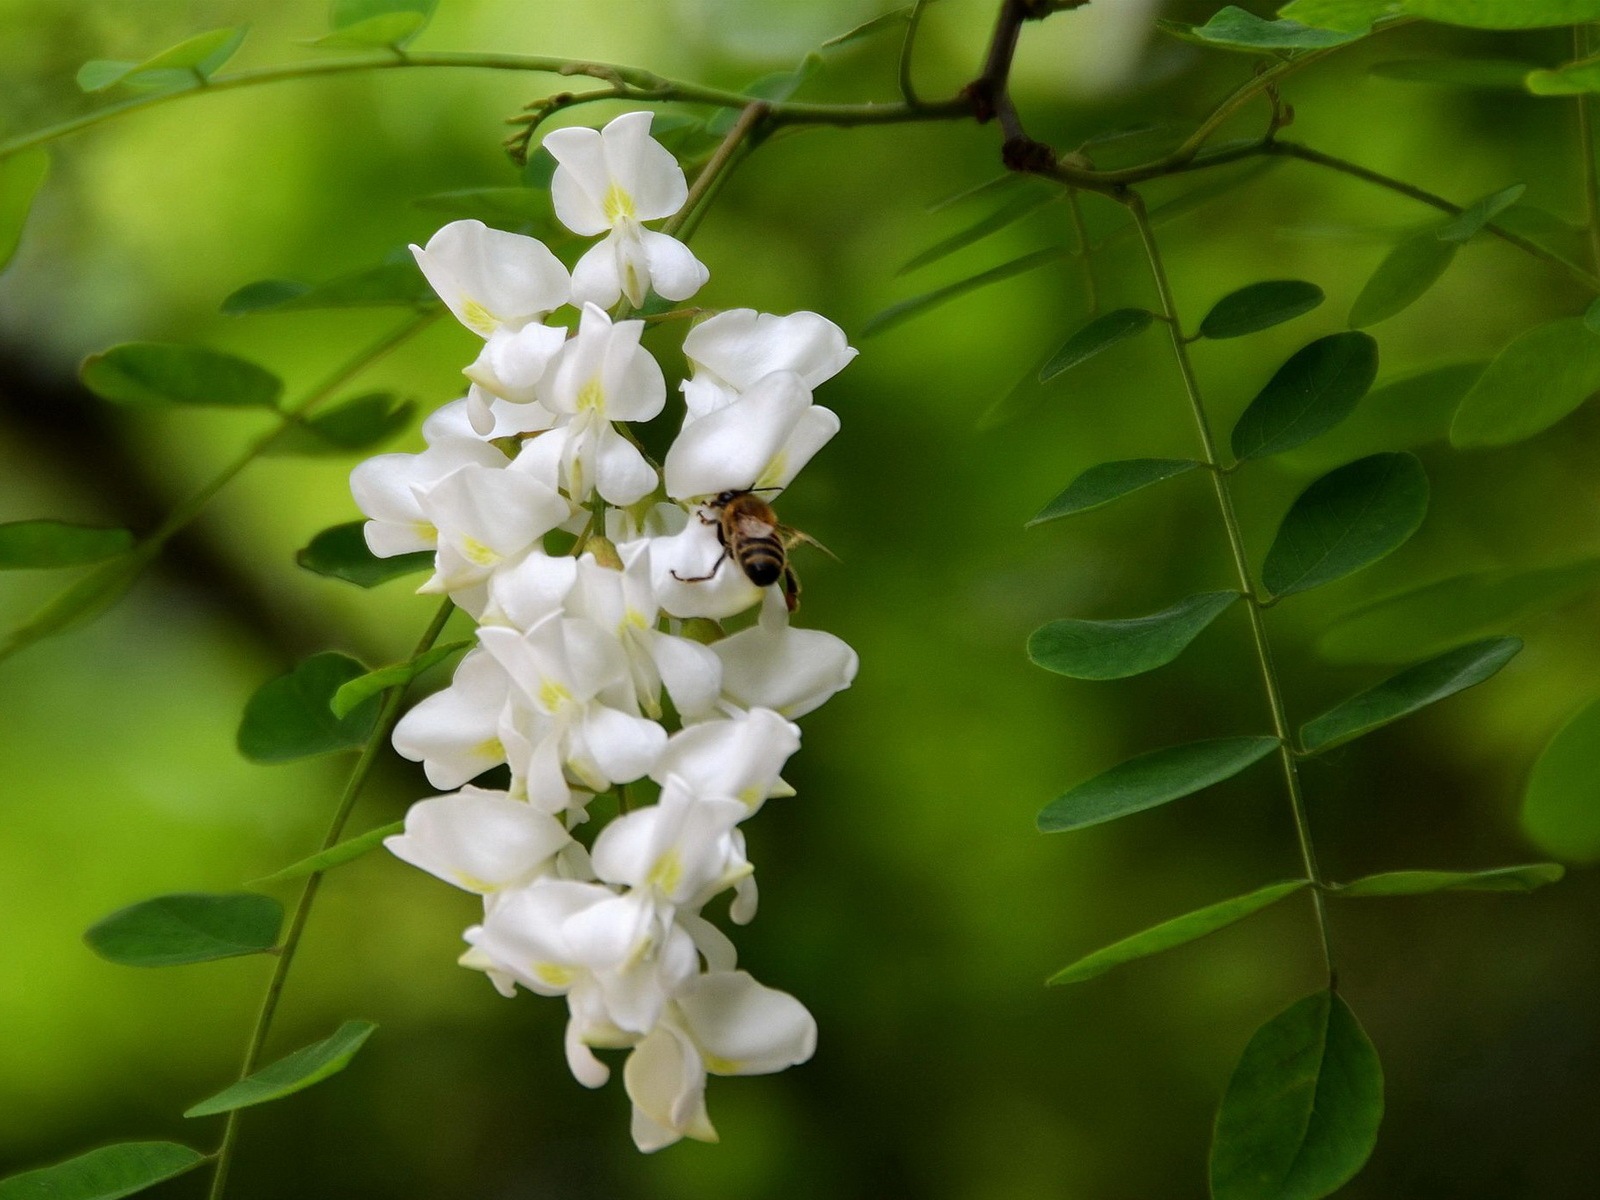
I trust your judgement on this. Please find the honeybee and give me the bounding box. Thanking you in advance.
[670,488,833,612]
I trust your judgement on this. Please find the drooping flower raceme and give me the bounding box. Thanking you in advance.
[348,111,858,1152]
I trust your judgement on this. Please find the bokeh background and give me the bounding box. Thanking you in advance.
[2,1,1598,1197]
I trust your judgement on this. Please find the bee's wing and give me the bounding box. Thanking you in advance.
[733,512,778,540]
[778,525,841,562]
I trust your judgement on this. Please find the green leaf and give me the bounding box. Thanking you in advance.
[185,1020,377,1118]
[78,27,247,93]
[1200,280,1325,339]
[1347,232,1457,327]
[307,12,426,48]
[0,1142,207,1200]
[1038,308,1154,382]
[249,821,404,887]
[1373,58,1533,90]
[0,521,134,569]
[1319,558,1600,663]
[1047,880,1307,986]
[822,3,916,48]
[1,148,49,273]
[1028,592,1240,681]
[1300,636,1521,752]
[84,892,282,966]
[707,55,821,135]
[1282,362,1484,471]
[1277,0,1399,32]
[1187,6,1364,51]
[1261,453,1429,598]
[1586,297,1600,334]
[238,652,380,763]
[898,188,1057,275]
[413,187,556,229]
[926,173,1024,215]
[222,261,431,315]
[296,521,433,587]
[265,393,414,456]
[330,640,470,718]
[1027,458,1199,525]
[1437,182,1525,243]
[1450,317,1600,446]
[332,0,436,37]
[1333,863,1564,896]
[1401,0,1600,29]
[1231,332,1379,460]
[860,247,1066,338]
[80,343,282,410]
[1523,698,1600,863]
[1527,57,1600,95]
[1038,736,1280,833]
[0,554,148,665]
[1211,990,1383,1200]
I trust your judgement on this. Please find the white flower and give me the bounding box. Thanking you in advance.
[681,309,856,419]
[461,322,569,435]
[545,111,709,308]
[652,708,801,811]
[663,370,839,501]
[412,462,572,596]
[410,218,570,337]
[391,647,513,790]
[648,515,763,621]
[532,303,665,505]
[384,786,573,895]
[625,970,817,1153]
[349,437,507,558]
[713,591,859,718]
[591,779,750,910]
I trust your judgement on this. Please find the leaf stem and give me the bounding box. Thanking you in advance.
[207,597,455,1200]
[1064,188,1099,315]
[1123,191,1336,986]
[899,0,934,107]
[663,102,768,240]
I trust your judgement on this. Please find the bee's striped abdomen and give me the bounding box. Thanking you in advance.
[736,537,786,586]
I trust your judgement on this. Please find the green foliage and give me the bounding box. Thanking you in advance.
[1028,591,1239,681]
[1230,332,1378,460]
[185,1021,378,1117]
[238,652,382,763]
[0,554,147,664]
[1038,736,1279,833]
[0,1142,207,1200]
[80,343,283,410]
[1522,698,1600,863]
[1333,863,1564,895]
[1182,7,1364,52]
[1277,0,1398,33]
[1450,318,1600,446]
[84,893,283,966]
[1047,881,1307,985]
[1038,309,1154,382]
[330,640,469,716]
[0,148,48,273]
[222,262,432,315]
[413,187,557,230]
[1370,58,1534,89]
[0,521,134,569]
[296,521,434,587]
[77,27,247,93]
[1199,280,1325,339]
[250,821,404,886]
[265,393,415,456]
[1402,0,1600,29]
[1028,458,1198,524]
[899,188,1057,275]
[1299,636,1521,752]
[324,1,436,49]
[1437,182,1525,242]
[1261,453,1428,598]
[1347,233,1456,327]
[861,247,1067,338]
[1282,361,1481,470]
[821,3,919,49]
[1210,990,1383,1200]
[1526,58,1600,95]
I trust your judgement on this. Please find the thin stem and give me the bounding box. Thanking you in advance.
[208,598,456,1200]
[1065,188,1099,315]
[899,0,933,107]
[1577,26,1600,275]
[663,102,768,239]
[1123,191,1336,985]
[1272,141,1600,292]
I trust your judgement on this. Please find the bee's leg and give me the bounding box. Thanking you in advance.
[671,552,727,584]
[781,564,801,612]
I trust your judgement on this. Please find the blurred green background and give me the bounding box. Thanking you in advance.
[2,1,1598,1197]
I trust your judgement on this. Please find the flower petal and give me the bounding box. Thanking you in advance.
[676,970,817,1076]
[410,219,570,336]
[384,786,571,894]
[663,370,810,501]
[640,228,709,302]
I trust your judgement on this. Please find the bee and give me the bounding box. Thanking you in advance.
[670,488,833,612]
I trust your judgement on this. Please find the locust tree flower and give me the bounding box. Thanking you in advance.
[651,708,801,811]
[350,436,507,558]
[590,779,751,911]
[662,370,839,501]
[545,111,708,308]
[461,323,568,435]
[411,218,570,337]
[385,787,573,895]
[391,648,514,790]
[413,462,572,596]
[648,515,764,621]
[625,971,817,1152]
[713,591,859,718]
[681,309,856,418]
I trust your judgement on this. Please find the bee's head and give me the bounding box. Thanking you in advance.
[712,489,745,507]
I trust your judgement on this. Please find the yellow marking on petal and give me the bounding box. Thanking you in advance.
[647,850,684,895]
[703,1054,741,1075]
[454,871,496,893]
[622,608,650,632]
[754,453,788,491]
[738,785,763,807]
[602,183,636,222]
[411,521,439,545]
[461,298,499,337]
[462,536,500,567]
[533,962,575,988]
[472,737,505,761]
[538,679,573,711]
[577,378,606,413]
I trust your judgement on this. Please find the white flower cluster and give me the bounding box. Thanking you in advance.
[346,112,859,1152]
